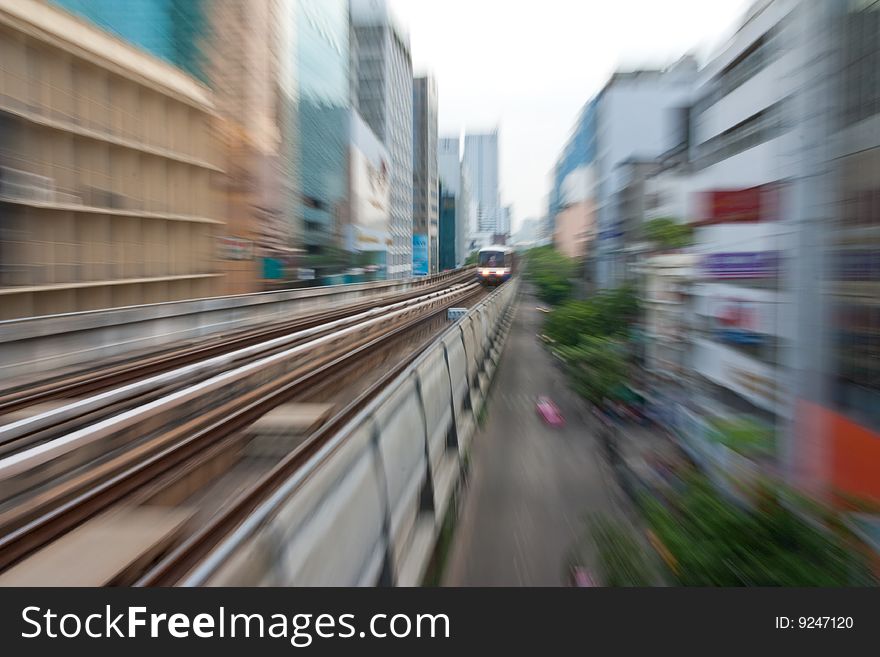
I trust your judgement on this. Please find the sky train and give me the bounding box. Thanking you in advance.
[476,245,516,286]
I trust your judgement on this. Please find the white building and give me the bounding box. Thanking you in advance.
[463,130,500,242]
[351,0,413,278]
[681,0,802,438]
[594,57,697,288]
[651,0,880,501]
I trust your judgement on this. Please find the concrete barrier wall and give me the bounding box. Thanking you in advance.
[0,270,465,384]
[188,278,520,587]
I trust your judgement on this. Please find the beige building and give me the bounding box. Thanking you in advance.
[0,0,225,319]
[553,199,595,260]
[205,0,290,294]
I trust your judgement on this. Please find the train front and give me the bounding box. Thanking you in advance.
[476,248,512,286]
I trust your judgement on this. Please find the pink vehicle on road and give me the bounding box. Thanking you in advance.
[536,396,565,427]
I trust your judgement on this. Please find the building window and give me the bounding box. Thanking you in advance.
[693,24,784,118]
[694,99,788,169]
[840,6,880,126]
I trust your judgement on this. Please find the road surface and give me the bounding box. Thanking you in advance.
[443,286,627,586]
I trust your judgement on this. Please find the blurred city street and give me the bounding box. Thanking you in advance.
[444,287,625,586]
[0,0,878,587]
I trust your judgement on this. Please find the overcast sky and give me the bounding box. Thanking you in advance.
[390,0,753,231]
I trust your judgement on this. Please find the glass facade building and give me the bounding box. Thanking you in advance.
[52,0,207,82]
[295,0,351,256]
[438,185,457,271]
[351,0,414,278]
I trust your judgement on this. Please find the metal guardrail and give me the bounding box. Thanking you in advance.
[183,277,520,587]
[0,269,469,383]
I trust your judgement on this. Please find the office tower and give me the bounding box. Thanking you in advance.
[463,130,500,248]
[412,75,438,274]
[294,0,351,263]
[351,0,414,278]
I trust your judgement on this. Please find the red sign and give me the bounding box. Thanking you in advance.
[696,184,780,226]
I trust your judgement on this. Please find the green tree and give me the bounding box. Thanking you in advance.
[555,336,628,404]
[590,515,657,586]
[642,217,693,250]
[524,246,576,305]
[641,476,876,586]
[545,287,640,346]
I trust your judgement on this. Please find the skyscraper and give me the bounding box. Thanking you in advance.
[438,136,461,191]
[351,0,413,278]
[294,0,351,260]
[463,130,500,247]
[438,135,473,264]
[412,75,438,274]
[499,205,512,238]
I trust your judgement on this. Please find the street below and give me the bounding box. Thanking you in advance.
[444,286,628,586]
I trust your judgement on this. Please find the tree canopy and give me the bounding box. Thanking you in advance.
[524,246,575,305]
[642,217,693,250]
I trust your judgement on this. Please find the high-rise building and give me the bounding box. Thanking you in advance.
[438,136,460,191]
[412,75,438,274]
[351,0,413,278]
[438,135,473,265]
[438,184,457,271]
[437,167,472,270]
[51,0,207,82]
[294,0,351,263]
[499,205,512,237]
[463,130,500,247]
[0,0,224,319]
[206,0,287,293]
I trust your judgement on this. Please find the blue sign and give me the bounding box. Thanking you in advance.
[413,234,428,276]
[703,251,780,279]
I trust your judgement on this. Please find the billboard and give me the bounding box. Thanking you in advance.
[346,113,391,265]
[412,234,429,276]
[702,251,780,279]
